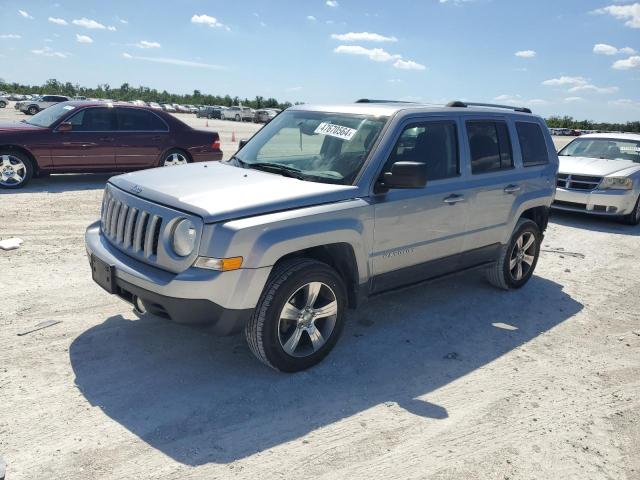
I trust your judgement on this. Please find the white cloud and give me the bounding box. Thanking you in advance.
[612,55,640,70]
[542,76,588,87]
[493,94,547,106]
[568,84,619,94]
[331,32,397,42]
[119,18,128,24]
[72,18,106,29]
[18,10,33,19]
[593,43,618,55]
[31,46,67,58]
[107,25,117,31]
[286,86,303,92]
[307,15,317,21]
[191,14,229,30]
[515,50,536,58]
[76,34,93,44]
[326,0,339,7]
[136,40,161,49]
[393,59,426,70]
[594,43,637,56]
[593,3,640,29]
[334,45,400,62]
[608,98,640,109]
[564,97,584,103]
[0,34,21,39]
[48,17,67,26]
[122,52,225,69]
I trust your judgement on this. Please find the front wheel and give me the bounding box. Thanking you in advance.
[0,152,33,189]
[622,195,640,226]
[27,106,38,115]
[486,218,541,290]
[0,101,6,108]
[160,149,189,167]
[245,259,347,372]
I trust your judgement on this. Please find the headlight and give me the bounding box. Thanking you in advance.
[171,219,197,257]
[598,177,633,190]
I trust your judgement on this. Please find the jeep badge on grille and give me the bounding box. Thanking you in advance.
[130,185,142,194]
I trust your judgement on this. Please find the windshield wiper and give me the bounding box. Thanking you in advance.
[249,162,306,180]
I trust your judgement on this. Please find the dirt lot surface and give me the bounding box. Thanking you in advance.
[1,104,638,480]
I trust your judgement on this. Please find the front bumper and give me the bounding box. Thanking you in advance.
[552,187,638,216]
[85,221,271,335]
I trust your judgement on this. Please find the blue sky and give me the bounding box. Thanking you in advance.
[1,0,639,122]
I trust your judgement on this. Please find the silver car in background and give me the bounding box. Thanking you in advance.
[553,133,640,224]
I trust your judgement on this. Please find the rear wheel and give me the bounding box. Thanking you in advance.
[622,195,640,226]
[0,101,6,108]
[27,106,38,115]
[245,259,347,372]
[0,152,33,189]
[486,218,541,290]
[160,149,189,167]
[235,114,241,122]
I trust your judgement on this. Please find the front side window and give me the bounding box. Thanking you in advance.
[559,137,640,163]
[116,108,167,131]
[516,122,549,166]
[67,107,115,131]
[233,110,388,185]
[467,120,513,174]
[386,121,459,180]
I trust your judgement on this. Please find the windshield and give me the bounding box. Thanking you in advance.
[233,110,388,184]
[559,137,640,163]
[25,102,76,128]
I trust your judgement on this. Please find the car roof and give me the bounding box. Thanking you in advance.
[577,132,640,141]
[287,102,541,118]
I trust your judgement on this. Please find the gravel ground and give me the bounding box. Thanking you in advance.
[0,104,638,480]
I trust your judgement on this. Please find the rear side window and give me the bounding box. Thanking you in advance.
[516,122,549,166]
[387,121,459,180]
[116,108,167,131]
[467,121,513,174]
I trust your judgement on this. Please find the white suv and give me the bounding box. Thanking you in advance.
[222,106,254,121]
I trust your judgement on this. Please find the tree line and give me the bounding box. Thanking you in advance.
[2,78,639,132]
[0,78,294,110]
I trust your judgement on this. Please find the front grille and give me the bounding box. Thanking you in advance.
[557,173,602,191]
[553,200,587,210]
[101,189,163,259]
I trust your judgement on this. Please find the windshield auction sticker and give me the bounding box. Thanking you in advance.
[314,122,357,141]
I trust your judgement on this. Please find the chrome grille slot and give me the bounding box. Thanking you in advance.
[98,184,203,273]
[556,173,601,191]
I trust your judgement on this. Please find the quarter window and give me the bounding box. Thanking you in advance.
[516,122,549,166]
[467,121,513,174]
[387,121,459,180]
[116,108,167,131]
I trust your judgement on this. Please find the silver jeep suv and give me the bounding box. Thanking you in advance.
[85,100,558,371]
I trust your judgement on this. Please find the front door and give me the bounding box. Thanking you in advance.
[371,118,471,293]
[49,106,116,169]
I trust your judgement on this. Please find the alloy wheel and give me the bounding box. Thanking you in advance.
[162,153,188,166]
[509,231,536,281]
[277,281,338,358]
[0,154,27,187]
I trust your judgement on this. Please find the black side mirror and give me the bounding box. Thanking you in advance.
[380,161,427,190]
[238,139,249,149]
[58,122,73,133]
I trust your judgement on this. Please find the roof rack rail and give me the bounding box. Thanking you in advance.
[446,100,532,114]
[355,98,416,104]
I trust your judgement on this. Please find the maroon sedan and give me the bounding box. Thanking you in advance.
[0,101,223,189]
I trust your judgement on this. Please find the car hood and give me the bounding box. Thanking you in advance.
[110,161,360,223]
[0,121,46,133]
[559,155,640,177]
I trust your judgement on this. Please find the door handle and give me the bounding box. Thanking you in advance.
[504,184,521,194]
[443,194,465,204]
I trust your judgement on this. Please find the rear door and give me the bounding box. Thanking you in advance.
[114,107,170,169]
[49,106,117,169]
[461,117,525,251]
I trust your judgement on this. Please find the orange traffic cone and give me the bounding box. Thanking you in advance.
[231,131,236,142]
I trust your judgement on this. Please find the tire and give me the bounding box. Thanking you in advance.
[27,106,38,115]
[235,114,241,122]
[621,195,640,226]
[0,101,6,108]
[0,151,33,189]
[486,218,541,290]
[245,258,347,372]
[159,149,190,167]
